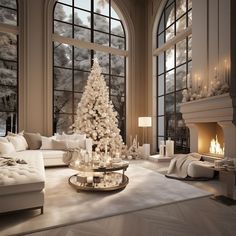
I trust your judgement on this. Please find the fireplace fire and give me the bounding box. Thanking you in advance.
[209,135,224,156]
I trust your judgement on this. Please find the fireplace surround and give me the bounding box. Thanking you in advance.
[180,93,236,159]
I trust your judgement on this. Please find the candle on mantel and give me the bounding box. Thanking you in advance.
[224,59,230,85]
[187,74,192,89]
[194,74,198,91]
[214,66,218,80]
[203,85,207,97]
[197,75,202,90]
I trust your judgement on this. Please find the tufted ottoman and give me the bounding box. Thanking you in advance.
[187,160,214,178]
[0,151,45,214]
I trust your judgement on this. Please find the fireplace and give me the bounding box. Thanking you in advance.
[180,93,236,159]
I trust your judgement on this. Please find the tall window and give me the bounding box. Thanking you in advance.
[0,0,18,136]
[53,0,127,139]
[155,0,192,152]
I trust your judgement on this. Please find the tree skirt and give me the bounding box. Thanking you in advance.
[0,165,211,235]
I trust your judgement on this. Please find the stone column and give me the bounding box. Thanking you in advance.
[186,123,199,153]
[218,121,236,158]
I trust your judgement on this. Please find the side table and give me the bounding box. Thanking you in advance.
[210,167,236,205]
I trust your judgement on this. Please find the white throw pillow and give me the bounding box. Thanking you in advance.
[0,137,9,143]
[7,130,24,136]
[67,140,86,149]
[55,132,86,142]
[62,132,86,141]
[7,135,28,151]
[51,139,68,150]
[72,133,86,141]
[40,136,54,150]
[0,141,16,154]
[54,133,64,141]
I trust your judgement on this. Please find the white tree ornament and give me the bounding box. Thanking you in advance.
[72,58,125,155]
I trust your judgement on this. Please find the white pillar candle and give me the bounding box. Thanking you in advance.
[87,176,93,184]
[115,152,120,158]
[159,145,165,157]
[142,144,150,158]
[166,138,174,157]
[159,140,165,157]
[84,152,89,163]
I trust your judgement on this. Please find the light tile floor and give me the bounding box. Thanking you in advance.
[9,160,236,236]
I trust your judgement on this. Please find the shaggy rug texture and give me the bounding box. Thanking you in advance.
[0,165,210,235]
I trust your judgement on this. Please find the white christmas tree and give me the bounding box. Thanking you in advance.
[72,58,125,156]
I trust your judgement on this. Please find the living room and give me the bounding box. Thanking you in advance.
[0,0,236,235]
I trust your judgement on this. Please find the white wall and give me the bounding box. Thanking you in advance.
[192,0,231,90]
[19,0,46,134]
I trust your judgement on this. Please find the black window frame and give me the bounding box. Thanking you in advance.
[0,0,19,136]
[53,0,127,140]
[156,0,192,153]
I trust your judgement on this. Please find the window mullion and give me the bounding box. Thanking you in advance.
[72,0,75,122]
[91,0,94,63]
[156,0,191,153]
[0,1,18,135]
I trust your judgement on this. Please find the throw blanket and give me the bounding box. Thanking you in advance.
[0,156,27,167]
[63,148,82,165]
[166,153,201,178]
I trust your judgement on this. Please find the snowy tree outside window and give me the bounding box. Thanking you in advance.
[53,0,127,141]
[156,0,192,153]
[0,0,18,136]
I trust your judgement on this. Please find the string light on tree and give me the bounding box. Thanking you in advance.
[72,58,125,156]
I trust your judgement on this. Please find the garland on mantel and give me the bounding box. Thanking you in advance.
[182,76,230,102]
[183,59,230,102]
[182,80,229,102]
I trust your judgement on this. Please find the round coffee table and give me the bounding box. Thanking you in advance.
[68,161,129,192]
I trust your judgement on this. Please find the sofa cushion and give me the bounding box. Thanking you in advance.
[24,132,42,150]
[40,149,67,159]
[40,149,67,166]
[40,136,54,150]
[0,150,45,196]
[67,139,86,149]
[0,142,16,155]
[51,139,67,150]
[7,131,24,136]
[7,135,28,151]
[55,133,86,141]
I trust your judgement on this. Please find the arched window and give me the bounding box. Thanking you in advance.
[154,0,192,152]
[0,0,18,136]
[53,0,127,139]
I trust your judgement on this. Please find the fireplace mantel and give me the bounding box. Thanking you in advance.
[180,93,236,158]
[180,93,236,124]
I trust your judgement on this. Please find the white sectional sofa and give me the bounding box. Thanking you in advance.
[0,132,87,214]
[0,151,45,214]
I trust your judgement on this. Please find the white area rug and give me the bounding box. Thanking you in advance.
[0,165,210,235]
